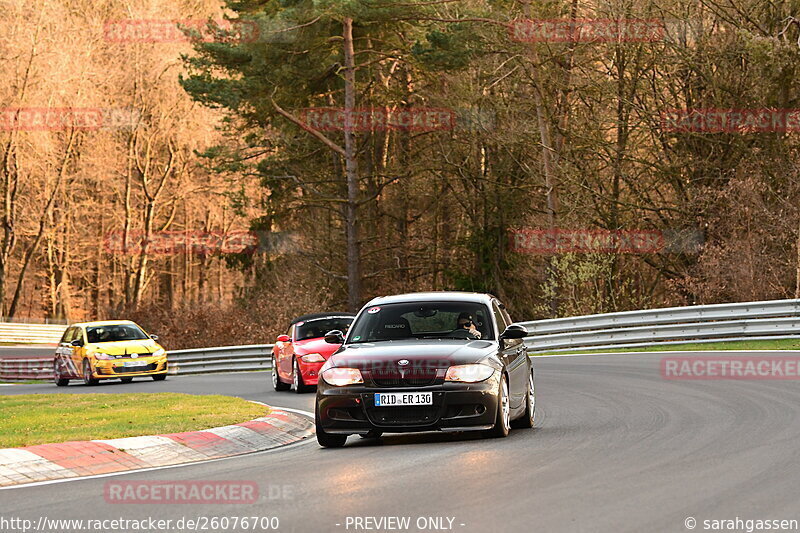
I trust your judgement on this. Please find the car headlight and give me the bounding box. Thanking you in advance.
[94,352,112,360]
[301,353,325,363]
[445,364,495,383]
[152,348,166,357]
[321,367,363,386]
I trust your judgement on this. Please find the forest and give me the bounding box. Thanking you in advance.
[2,0,799,347]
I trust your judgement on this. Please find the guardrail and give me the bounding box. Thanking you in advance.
[521,298,800,353]
[5,298,800,380]
[0,345,277,381]
[0,322,68,344]
[168,344,273,375]
[0,358,53,381]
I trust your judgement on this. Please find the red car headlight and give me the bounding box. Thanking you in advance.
[321,367,363,386]
[301,353,325,363]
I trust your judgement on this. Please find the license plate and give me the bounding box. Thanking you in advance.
[374,392,433,407]
[123,361,147,367]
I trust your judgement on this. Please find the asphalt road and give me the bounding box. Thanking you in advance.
[3,352,800,532]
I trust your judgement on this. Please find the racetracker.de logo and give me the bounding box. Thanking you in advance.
[104,19,260,43]
[509,18,666,42]
[298,107,456,132]
[509,229,665,254]
[104,231,256,255]
[104,481,258,504]
[0,108,139,131]
[660,108,800,133]
[661,356,800,380]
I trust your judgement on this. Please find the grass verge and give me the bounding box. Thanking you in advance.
[532,338,800,356]
[0,393,270,448]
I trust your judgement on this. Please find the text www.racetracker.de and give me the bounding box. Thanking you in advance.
[0,515,280,532]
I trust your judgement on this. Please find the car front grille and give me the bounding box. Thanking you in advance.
[370,369,438,387]
[114,363,158,374]
[366,407,439,426]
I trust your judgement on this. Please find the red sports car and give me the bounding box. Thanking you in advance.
[271,313,355,393]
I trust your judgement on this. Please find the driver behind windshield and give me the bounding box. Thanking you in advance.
[457,312,482,339]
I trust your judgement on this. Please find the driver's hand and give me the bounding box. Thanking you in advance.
[469,325,481,339]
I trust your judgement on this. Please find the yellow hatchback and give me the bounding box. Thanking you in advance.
[53,320,168,386]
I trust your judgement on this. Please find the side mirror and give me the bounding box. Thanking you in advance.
[276,334,291,343]
[499,324,528,340]
[150,334,159,341]
[324,330,344,344]
[70,339,84,347]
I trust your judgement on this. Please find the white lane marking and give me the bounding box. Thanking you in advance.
[0,406,315,491]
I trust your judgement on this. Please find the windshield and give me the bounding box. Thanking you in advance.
[86,324,149,343]
[295,317,354,341]
[348,302,494,343]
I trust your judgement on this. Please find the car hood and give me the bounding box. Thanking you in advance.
[88,339,162,355]
[328,339,498,370]
[294,338,340,358]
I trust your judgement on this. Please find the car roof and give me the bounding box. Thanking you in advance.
[290,312,356,325]
[364,291,497,306]
[71,320,138,328]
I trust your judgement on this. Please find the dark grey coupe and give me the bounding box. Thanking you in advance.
[314,292,535,447]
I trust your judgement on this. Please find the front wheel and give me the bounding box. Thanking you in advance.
[54,361,69,387]
[152,374,167,381]
[487,374,510,438]
[359,430,383,439]
[511,371,535,429]
[316,412,347,448]
[293,358,310,393]
[272,356,290,391]
[82,359,99,386]
[120,377,134,384]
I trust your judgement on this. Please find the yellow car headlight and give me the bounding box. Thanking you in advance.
[152,348,166,357]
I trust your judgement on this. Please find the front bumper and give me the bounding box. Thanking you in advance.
[316,377,500,434]
[92,357,168,378]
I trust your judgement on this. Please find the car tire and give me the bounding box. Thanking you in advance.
[316,412,347,448]
[54,361,69,387]
[487,374,510,438]
[359,430,383,439]
[511,371,535,429]
[293,358,310,394]
[120,377,134,384]
[272,356,290,391]
[152,374,167,381]
[82,359,99,386]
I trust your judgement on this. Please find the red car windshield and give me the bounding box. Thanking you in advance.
[295,317,353,341]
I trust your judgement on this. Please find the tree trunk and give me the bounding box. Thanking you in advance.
[343,17,361,312]
[795,219,800,299]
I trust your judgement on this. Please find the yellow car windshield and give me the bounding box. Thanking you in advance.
[86,325,149,343]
